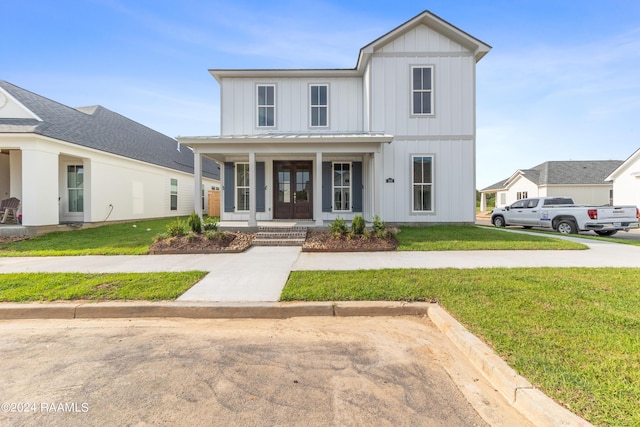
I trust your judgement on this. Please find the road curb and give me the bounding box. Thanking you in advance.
[427,304,594,427]
[0,301,431,320]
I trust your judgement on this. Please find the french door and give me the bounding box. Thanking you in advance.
[273,161,312,219]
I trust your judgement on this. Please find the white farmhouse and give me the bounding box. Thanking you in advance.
[0,81,220,231]
[179,11,491,226]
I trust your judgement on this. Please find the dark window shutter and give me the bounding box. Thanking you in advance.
[256,162,265,212]
[352,161,362,212]
[224,162,234,212]
[322,162,332,212]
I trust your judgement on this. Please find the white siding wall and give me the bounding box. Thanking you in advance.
[504,177,539,206]
[545,185,613,206]
[611,156,640,207]
[368,24,477,222]
[4,137,219,226]
[220,78,363,135]
[379,139,475,223]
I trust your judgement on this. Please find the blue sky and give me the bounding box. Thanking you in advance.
[2,1,639,189]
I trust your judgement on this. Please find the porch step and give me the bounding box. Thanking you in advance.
[253,226,308,246]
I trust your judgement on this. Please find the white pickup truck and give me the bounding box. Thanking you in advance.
[490,197,640,236]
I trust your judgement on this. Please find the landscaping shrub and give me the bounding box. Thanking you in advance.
[351,215,365,235]
[166,218,187,237]
[373,215,387,238]
[203,216,218,231]
[187,211,202,234]
[330,217,348,238]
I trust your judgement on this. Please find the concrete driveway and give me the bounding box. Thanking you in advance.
[0,317,532,427]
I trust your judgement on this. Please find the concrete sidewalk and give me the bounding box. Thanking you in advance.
[1,233,640,302]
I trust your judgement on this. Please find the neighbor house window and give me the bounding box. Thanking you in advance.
[411,66,433,115]
[257,85,275,127]
[170,178,178,211]
[517,191,528,200]
[412,155,433,211]
[333,163,351,211]
[236,163,250,211]
[310,84,328,127]
[67,165,84,212]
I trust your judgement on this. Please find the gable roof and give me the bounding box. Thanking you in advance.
[0,80,219,180]
[481,160,623,192]
[210,10,491,82]
[606,148,640,181]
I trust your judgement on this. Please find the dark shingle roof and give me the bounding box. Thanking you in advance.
[0,80,219,180]
[481,160,623,192]
[523,161,623,185]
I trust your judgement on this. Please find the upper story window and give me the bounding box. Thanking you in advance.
[310,84,328,127]
[411,66,433,115]
[257,85,275,127]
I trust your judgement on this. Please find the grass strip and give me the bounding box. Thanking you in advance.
[282,267,640,427]
[0,218,176,256]
[396,225,586,250]
[0,271,207,301]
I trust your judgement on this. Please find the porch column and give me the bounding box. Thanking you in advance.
[314,152,323,226]
[21,147,59,226]
[193,148,203,218]
[480,192,487,212]
[248,151,257,227]
[373,149,383,218]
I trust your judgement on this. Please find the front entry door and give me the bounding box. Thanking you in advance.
[274,161,312,219]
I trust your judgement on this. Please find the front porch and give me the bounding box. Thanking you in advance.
[180,133,393,227]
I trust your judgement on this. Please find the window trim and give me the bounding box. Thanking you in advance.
[309,83,329,128]
[332,162,352,213]
[256,84,276,128]
[410,65,434,116]
[235,162,250,212]
[170,178,178,211]
[411,155,434,213]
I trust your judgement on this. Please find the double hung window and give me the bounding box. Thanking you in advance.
[411,66,433,115]
[236,163,250,211]
[310,84,328,127]
[257,85,275,127]
[170,178,178,211]
[412,156,433,212]
[333,163,351,212]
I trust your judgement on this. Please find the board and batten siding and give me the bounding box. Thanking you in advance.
[380,139,475,223]
[367,24,476,136]
[220,78,364,135]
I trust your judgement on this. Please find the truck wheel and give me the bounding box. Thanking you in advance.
[595,230,617,237]
[556,220,577,234]
[493,216,506,227]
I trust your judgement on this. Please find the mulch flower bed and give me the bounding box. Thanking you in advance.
[148,231,254,254]
[302,230,398,252]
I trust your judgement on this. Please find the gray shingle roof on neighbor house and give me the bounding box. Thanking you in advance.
[0,80,219,180]
[482,160,623,192]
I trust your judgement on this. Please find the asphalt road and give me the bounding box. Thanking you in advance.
[0,317,532,427]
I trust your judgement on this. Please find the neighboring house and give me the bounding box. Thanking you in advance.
[179,10,491,226]
[0,80,220,229]
[479,160,623,210]
[606,148,640,208]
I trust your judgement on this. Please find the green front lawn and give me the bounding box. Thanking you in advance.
[0,218,177,256]
[395,225,586,250]
[282,267,640,427]
[0,271,207,301]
